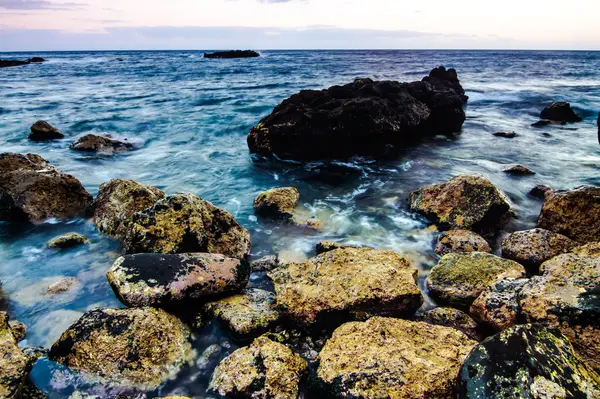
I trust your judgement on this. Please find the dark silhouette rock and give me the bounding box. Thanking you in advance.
[502,164,536,176]
[529,184,552,199]
[492,131,517,138]
[204,50,260,59]
[70,134,135,154]
[0,60,30,68]
[29,121,64,141]
[248,66,468,160]
[531,119,565,128]
[28,57,45,63]
[540,101,582,123]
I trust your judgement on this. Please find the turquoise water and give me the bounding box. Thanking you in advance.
[1,50,600,398]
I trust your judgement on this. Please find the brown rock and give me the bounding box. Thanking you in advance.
[529,184,552,199]
[422,307,481,340]
[502,164,536,176]
[315,240,362,255]
[46,232,89,249]
[70,134,135,154]
[470,277,528,332]
[435,229,491,256]
[29,121,64,141]
[254,187,299,220]
[501,228,576,270]
[0,312,35,399]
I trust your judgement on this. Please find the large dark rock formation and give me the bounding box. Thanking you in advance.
[540,101,582,123]
[248,66,468,160]
[29,121,64,141]
[204,50,260,59]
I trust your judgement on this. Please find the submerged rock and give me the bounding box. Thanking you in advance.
[107,253,250,308]
[49,307,191,389]
[248,66,467,160]
[492,131,517,138]
[427,252,526,308]
[204,50,260,59]
[268,247,423,328]
[70,134,135,154]
[435,229,491,256]
[540,101,582,123]
[47,232,89,249]
[538,186,600,243]
[0,312,35,399]
[501,228,576,270]
[458,324,600,399]
[209,335,306,399]
[422,307,481,341]
[316,317,476,399]
[46,277,79,295]
[470,277,528,332]
[124,193,251,258]
[502,164,536,175]
[408,175,511,233]
[29,121,64,141]
[92,179,165,239]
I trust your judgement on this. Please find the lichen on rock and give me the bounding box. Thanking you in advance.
[47,232,90,249]
[0,312,35,399]
[501,228,576,271]
[422,307,482,341]
[435,229,491,257]
[254,187,300,220]
[470,277,528,332]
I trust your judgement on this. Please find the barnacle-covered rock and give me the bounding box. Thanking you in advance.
[470,277,528,332]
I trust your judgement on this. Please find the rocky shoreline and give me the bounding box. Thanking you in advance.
[0,66,599,398]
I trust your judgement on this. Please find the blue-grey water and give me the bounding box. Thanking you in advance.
[1,50,600,398]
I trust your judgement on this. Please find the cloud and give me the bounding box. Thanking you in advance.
[0,0,85,10]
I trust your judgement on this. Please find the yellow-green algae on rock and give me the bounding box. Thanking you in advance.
[0,312,35,399]
[209,335,307,399]
[47,232,90,249]
[501,228,576,270]
[435,229,491,256]
[268,247,423,328]
[254,187,300,220]
[316,317,477,399]
[470,277,528,332]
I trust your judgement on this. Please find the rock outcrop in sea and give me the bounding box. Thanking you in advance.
[29,120,64,141]
[540,101,583,123]
[70,134,135,154]
[254,186,321,229]
[204,50,260,59]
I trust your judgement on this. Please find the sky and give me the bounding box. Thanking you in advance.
[1,0,599,51]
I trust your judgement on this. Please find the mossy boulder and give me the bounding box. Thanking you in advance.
[571,242,600,257]
[470,277,528,332]
[209,335,307,399]
[49,307,191,389]
[315,317,477,399]
[254,187,299,220]
[268,248,423,328]
[518,254,600,372]
[538,186,600,243]
[501,228,576,271]
[435,229,491,257]
[458,324,599,399]
[427,252,526,308]
[0,312,35,399]
[423,307,481,341]
[203,288,281,339]
[107,253,250,308]
[123,193,251,259]
[29,120,64,141]
[47,232,89,249]
[92,179,165,239]
[408,175,511,233]
[70,134,135,154]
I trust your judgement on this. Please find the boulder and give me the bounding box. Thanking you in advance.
[571,242,600,257]
[315,241,362,255]
[422,307,481,341]
[435,229,491,257]
[0,59,30,68]
[8,320,27,342]
[518,254,600,371]
[70,134,135,154]
[124,193,251,259]
[492,131,517,138]
[47,232,89,249]
[107,253,250,308]
[29,121,64,141]
[254,187,299,220]
[268,247,423,328]
[408,175,511,233]
[470,277,528,332]
[540,101,582,123]
[209,335,306,399]
[0,312,35,399]
[529,184,552,199]
[458,324,600,398]
[501,228,576,270]
[502,164,536,175]
[538,186,600,243]
[46,277,79,295]
[204,50,260,59]
[203,288,281,339]
[315,317,476,399]
[49,307,191,389]
[92,179,165,239]
[251,255,281,272]
[247,66,467,160]
[0,153,49,175]
[531,119,565,128]
[28,57,45,63]
[427,252,526,308]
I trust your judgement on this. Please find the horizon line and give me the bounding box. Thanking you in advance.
[2,48,600,53]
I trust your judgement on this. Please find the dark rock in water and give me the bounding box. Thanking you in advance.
[29,121,64,141]
[247,66,467,160]
[529,184,552,199]
[49,307,191,389]
[124,193,251,259]
[422,307,482,341]
[435,230,491,257]
[531,119,565,128]
[538,186,600,243]
[457,324,600,399]
[107,253,250,308]
[47,232,89,249]
[540,101,583,123]
[492,131,517,138]
[470,277,527,332]
[70,134,135,154]
[501,228,576,271]
[315,240,362,255]
[502,164,536,175]
[0,312,35,399]
[204,50,260,59]
[116,58,124,62]
[0,59,30,68]
[28,57,45,63]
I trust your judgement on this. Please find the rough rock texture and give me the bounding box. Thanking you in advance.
[422,307,481,341]
[408,175,511,233]
[203,288,281,339]
[254,187,300,220]
[70,134,135,154]
[571,242,600,257]
[540,101,583,123]
[204,50,260,59]
[315,241,362,255]
[0,153,92,223]
[427,252,526,308]
[316,317,477,399]
[529,184,552,199]
[435,229,491,257]
[49,307,191,389]
[46,277,79,295]
[251,255,281,272]
[519,254,600,372]
[268,248,423,328]
[502,164,536,175]
[209,335,306,399]
[9,320,27,342]
[124,193,251,259]
[492,131,517,138]
[29,121,64,141]
[538,186,600,243]
[107,253,250,308]
[248,66,467,160]
[47,232,90,249]
[470,277,528,332]
[92,179,165,239]
[502,228,576,271]
[0,312,35,399]
[458,324,600,399]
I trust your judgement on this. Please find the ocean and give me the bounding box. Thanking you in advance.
[1,49,600,398]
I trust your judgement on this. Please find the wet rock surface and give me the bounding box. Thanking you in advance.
[204,50,260,59]
[409,175,511,234]
[458,324,600,399]
[492,131,517,138]
[268,247,423,328]
[251,255,281,272]
[49,307,191,389]
[540,101,583,123]
[70,134,135,154]
[46,277,80,295]
[9,320,27,342]
[470,277,528,332]
[427,252,526,308]
[501,228,576,270]
[248,66,467,160]
[502,164,536,175]
[47,232,90,249]
[29,121,64,141]
[435,229,491,256]
[0,312,35,399]
[107,253,250,308]
[422,307,482,341]
[315,241,362,255]
[315,317,476,399]
[254,187,299,220]
[529,184,552,199]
